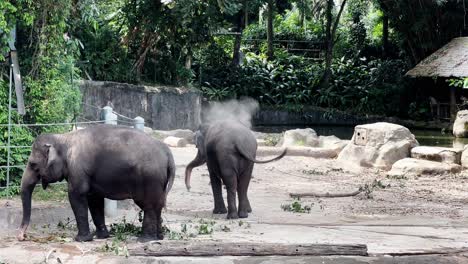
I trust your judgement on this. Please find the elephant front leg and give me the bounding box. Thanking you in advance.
[68,191,93,242]
[88,194,109,239]
[209,171,227,214]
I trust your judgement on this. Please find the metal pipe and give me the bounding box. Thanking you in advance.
[7,64,13,191]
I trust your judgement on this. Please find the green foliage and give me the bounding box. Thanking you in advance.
[281,198,311,213]
[200,50,322,105]
[109,216,142,241]
[32,184,68,202]
[199,46,407,116]
[448,78,468,89]
[316,57,408,115]
[359,179,390,199]
[0,0,82,188]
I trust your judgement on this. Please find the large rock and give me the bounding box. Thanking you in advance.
[163,136,188,147]
[411,146,462,164]
[388,158,462,176]
[278,128,319,147]
[453,110,468,138]
[318,135,348,154]
[337,122,418,170]
[461,145,468,169]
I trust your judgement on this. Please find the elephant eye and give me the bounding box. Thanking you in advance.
[29,162,39,171]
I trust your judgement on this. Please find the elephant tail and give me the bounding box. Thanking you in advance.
[164,155,176,206]
[236,146,288,164]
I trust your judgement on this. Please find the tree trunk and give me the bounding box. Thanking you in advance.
[267,0,275,60]
[321,0,334,88]
[244,0,249,28]
[232,0,247,66]
[300,0,305,28]
[321,0,347,88]
[382,9,389,57]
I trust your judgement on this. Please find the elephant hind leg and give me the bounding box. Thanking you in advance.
[238,162,254,218]
[88,194,109,239]
[135,183,165,241]
[220,168,238,219]
[207,164,227,214]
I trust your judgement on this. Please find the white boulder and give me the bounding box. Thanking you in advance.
[163,136,188,147]
[318,135,348,153]
[337,122,418,170]
[411,146,461,164]
[461,145,468,169]
[278,128,319,147]
[453,110,468,138]
[388,158,461,176]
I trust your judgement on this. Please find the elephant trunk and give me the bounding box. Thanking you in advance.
[17,168,38,241]
[185,151,206,191]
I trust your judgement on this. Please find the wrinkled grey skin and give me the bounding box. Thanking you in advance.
[18,125,175,242]
[185,121,287,219]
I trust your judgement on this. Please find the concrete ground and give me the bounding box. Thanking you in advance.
[0,146,467,263]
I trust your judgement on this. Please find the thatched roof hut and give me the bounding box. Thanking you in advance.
[406,37,468,119]
[406,37,468,78]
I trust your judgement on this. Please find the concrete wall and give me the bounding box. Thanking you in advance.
[80,81,202,130]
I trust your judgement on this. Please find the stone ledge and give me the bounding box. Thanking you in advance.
[388,158,462,177]
[411,146,462,164]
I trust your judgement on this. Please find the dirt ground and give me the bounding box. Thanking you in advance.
[0,146,467,263]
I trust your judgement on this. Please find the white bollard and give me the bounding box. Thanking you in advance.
[134,116,144,131]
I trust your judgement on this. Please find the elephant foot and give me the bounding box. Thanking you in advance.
[213,207,227,214]
[137,233,163,243]
[238,211,249,218]
[247,205,252,213]
[95,229,110,239]
[227,212,239,219]
[75,233,94,242]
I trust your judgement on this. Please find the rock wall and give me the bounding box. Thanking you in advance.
[80,81,202,130]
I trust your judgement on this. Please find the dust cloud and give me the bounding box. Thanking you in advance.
[202,98,259,128]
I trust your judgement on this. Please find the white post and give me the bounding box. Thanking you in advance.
[102,106,117,217]
[134,116,144,131]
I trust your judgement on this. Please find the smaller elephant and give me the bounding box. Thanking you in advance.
[18,125,175,242]
[185,121,287,219]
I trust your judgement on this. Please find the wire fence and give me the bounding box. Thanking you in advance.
[0,102,144,191]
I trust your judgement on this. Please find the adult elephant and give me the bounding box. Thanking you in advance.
[17,125,175,242]
[185,121,287,219]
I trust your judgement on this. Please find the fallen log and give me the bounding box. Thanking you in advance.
[257,146,337,159]
[129,242,368,257]
[289,189,362,198]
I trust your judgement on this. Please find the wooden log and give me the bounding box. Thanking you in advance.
[257,146,337,158]
[129,242,368,257]
[290,189,362,198]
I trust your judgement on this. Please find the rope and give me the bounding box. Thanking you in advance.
[113,111,135,121]
[81,102,103,110]
[0,120,107,127]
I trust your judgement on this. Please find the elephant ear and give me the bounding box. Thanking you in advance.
[45,144,64,186]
